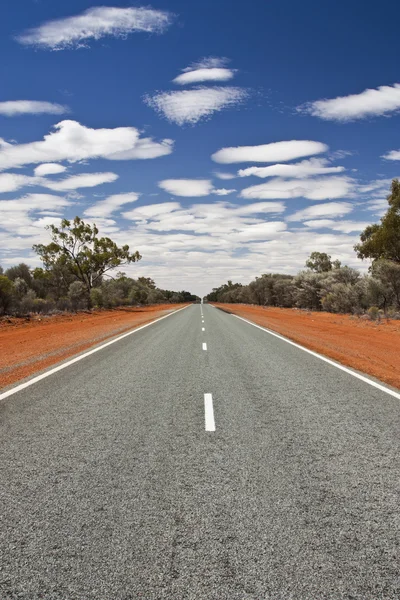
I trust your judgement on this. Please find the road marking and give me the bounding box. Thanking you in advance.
[232,314,400,401]
[202,343,207,351]
[202,327,205,331]
[0,305,191,402]
[204,393,215,431]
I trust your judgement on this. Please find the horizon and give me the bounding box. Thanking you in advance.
[1,0,400,297]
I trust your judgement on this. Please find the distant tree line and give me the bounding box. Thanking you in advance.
[0,216,198,316]
[206,180,400,319]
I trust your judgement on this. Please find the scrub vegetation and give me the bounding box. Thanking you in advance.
[206,180,400,319]
[0,216,198,316]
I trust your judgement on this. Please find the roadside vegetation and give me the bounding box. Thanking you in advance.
[206,179,400,320]
[0,216,198,316]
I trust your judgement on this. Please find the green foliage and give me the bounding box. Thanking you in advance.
[68,281,89,311]
[33,216,142,304]
[305,252,333,273]
[5,263,32,285]
[370,259,400,308]
[367,306,381,321]
[355,179,400,263]
[0,275,14,315]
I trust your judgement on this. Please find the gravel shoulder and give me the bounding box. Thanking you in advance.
[1,304,188,389]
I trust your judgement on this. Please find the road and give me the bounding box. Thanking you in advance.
[1,304,399,600]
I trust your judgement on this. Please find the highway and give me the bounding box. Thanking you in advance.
[1,304,399,599]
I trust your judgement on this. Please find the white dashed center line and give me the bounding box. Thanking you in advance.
[204,394,215,432]
[202,327,205,332]
[202,343,207,351]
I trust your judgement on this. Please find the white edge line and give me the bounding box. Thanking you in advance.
[204,393,215,431]
[0,305,191,402]
[232,314,400,401]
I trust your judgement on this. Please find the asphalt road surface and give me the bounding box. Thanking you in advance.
[1,304,400,600]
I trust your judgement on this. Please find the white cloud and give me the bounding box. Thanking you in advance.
[0,120,172,170]
[364,198,388,215]
[145,87,248,126]
[301,83,400,121]
[17,6,173,50]
[286,202,354,222]
[43,172,118,191]
[303,219,370,233]
[238,158,345,178]
[236,221,287,241]
[173,58,235,86]
[212,140,328,164]
[158,178,236,197]
[240,175,355,201]
[214,171,236,180]
[0,193,71,240]
[214,188,236,196]
[34,163,67,176]
[123,202,181,220]
[159,179,214,197]
[382,150,400,161]
[237,202,286,215]
[84,192,139,218]
[107,137,174,160]
[0,173,33,193]
[173,68,234,86]
[0,100,68,117]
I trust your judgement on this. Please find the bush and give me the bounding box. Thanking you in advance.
[367,306,381,321]
[0,275,14,315]
[18,289,37,314]
[68,281,89,311]
[90,288,104,308]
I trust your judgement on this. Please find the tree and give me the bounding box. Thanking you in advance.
[5,263,32,286]
[371,259,400,309]
[305,252,333,273]
[0,275,14,315]
[33,217,141,307]
[355,179,400,263]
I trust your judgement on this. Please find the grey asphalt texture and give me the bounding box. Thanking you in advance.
[1,304,399,600]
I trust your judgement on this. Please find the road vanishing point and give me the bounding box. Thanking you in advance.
[1,304,399,599]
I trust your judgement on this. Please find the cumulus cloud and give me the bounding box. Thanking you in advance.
[85,192,139,218]
[158,178,236,197]
[42,172,118,191]
[0,120,172,170]
[173,58,235,85]
[173,68,235,85]
[214,171,236,180]
[303,219,370,233]
[301,83,400,121]
[16,6,173,50]
[0,169,118,193]
[382,150,400,161]
[0,173,34,193]
[145,87,248,126]
[34,163,67,176]
[107,137,174,160]
[0,100,68,117]
[286,202,354,222]
[214,188,236,196]
[159,179,214,197]
[240,175,355,201]
[238,158,345,178]
[0,193,71,241]
[212,140,328,164]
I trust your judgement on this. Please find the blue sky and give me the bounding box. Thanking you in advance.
[1,0,399,296]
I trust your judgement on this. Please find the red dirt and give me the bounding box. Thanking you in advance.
[1,304,188,390]
[213,303,400,390]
